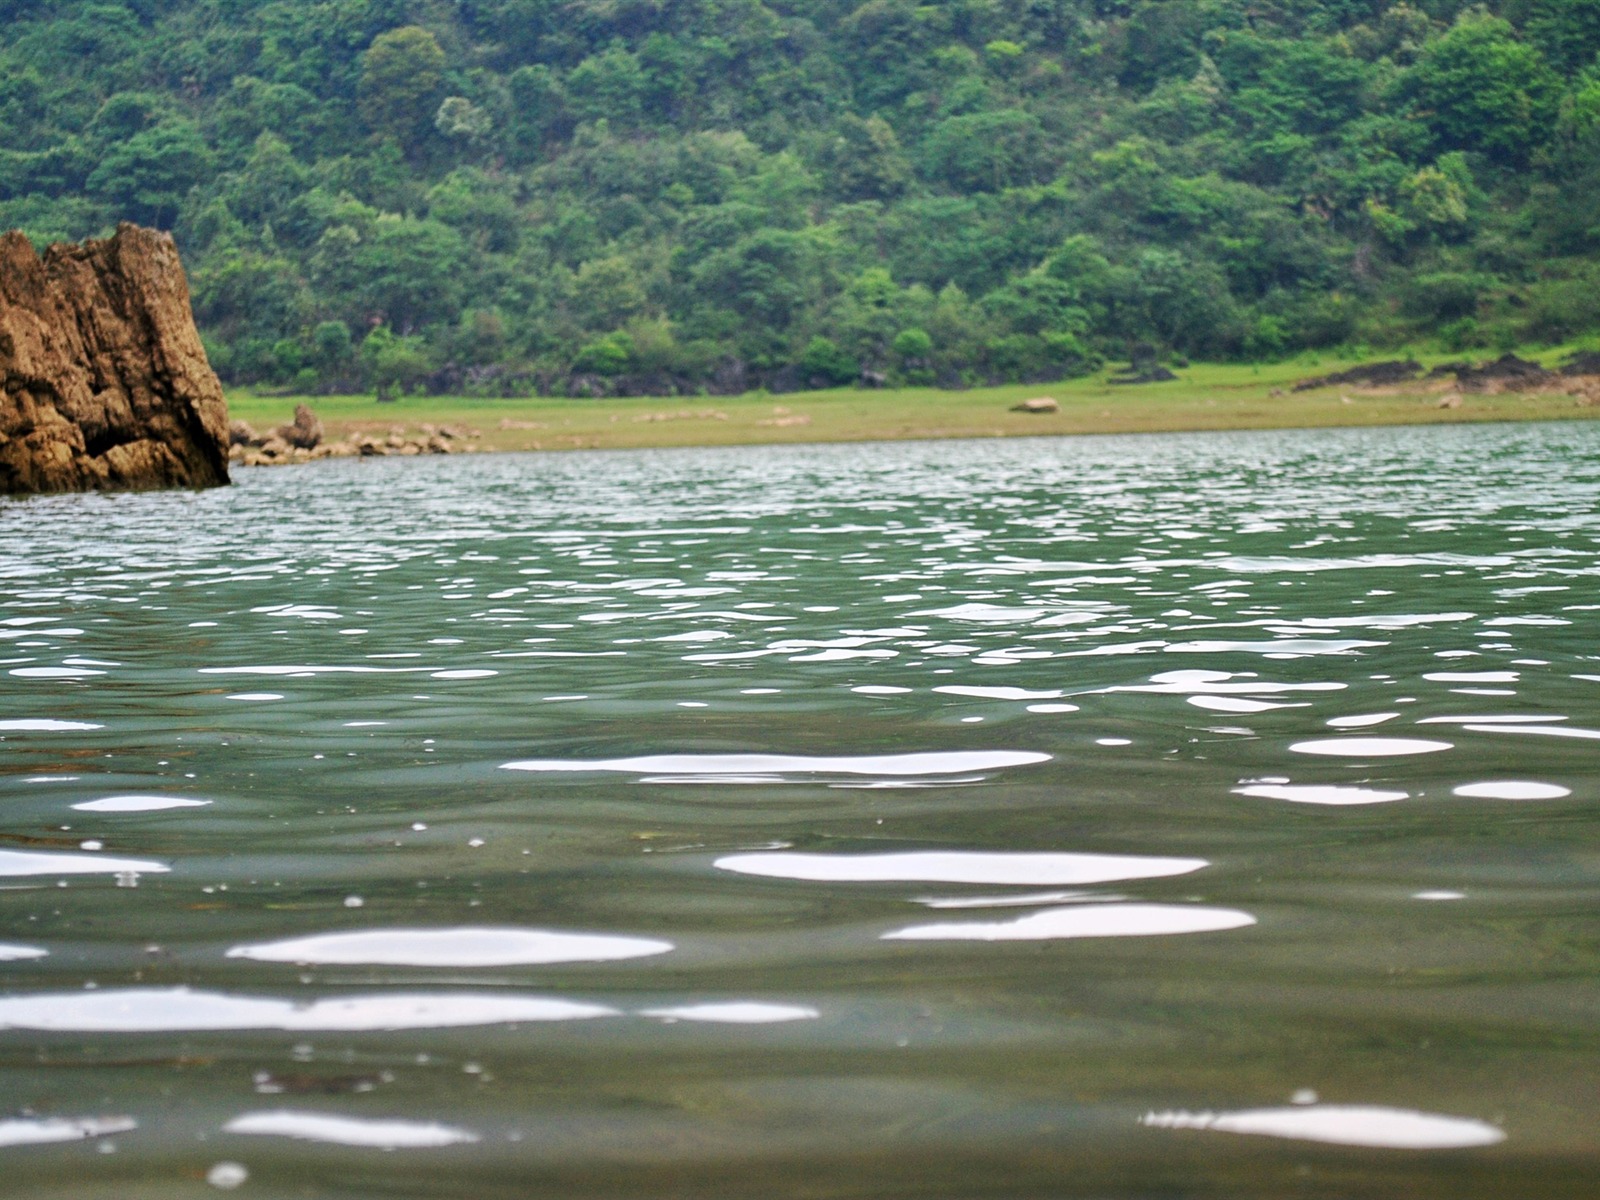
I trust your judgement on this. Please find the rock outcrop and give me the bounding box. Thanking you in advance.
[0,223,229,495]
[1011,396,1059,413]
[276,403,323,450]
[227,415,478,466]
[1291,360,1423,392]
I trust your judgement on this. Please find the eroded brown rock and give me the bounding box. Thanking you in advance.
[0,223,229,495]
[276,403,322,450]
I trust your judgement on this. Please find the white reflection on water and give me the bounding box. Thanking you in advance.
[0,719,103,732]
[1186,696,1304,713]
[226,927,674,966]
[0,989,617,1031]
[199,665,433,676]
[1141,1104,1505,1149]
[0,850,169,876]
[225,1111,479,1149]
[1164,638,1381,656]
[932,686,1063,700]
[0,1116,135,1147]
[1452,781,1571,800]
[638,1002,819,1023]
[72,795,212,812]
[1233,783,1409,806]
[0,944,47,961]
[913,890,1119,909]
[1462,724,1600,741]
[715,851,1207,885]
[503,751,1050,777]
[1289,738,1453,757]
[1415,715,1566,724]
[884,903,1256,941]
[1325,713,1400,728]
[1112,670,1346,696]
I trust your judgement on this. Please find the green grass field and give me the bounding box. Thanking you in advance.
[226,351,1600,456]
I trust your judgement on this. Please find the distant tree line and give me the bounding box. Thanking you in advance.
[4,0,1599,396]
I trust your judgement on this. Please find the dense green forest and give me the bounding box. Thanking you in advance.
[4,0,1599,395]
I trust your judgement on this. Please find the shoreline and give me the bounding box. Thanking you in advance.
[225,356,1600,460]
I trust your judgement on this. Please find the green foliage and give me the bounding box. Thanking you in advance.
[358,26,447,151]
[921,109,1050,192]
[573,330,635,375]
[1405,13,1562,165]
[85,118,212,226]
[360,324,434,395]
[799,336,859,386]
[6,0,1600,393]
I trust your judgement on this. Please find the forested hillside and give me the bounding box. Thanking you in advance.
[4,0,1599,395]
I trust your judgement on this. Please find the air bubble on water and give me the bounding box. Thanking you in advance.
[344,896,364,908]
[412,823,427,831]
[468,838,485,848]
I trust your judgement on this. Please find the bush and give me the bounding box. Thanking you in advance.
[572,331,635,376]
[1521,276,1600,342]
[1402,272,1492,322]
[798,336,858,386]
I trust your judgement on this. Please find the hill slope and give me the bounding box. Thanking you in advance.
[4,0,1598,396]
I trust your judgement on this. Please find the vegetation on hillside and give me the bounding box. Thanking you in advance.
[4,0,1600,396]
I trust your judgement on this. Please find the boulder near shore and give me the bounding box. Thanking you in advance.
[0,223,229,495]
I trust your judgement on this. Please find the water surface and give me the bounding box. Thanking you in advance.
[2,422,1598,1197]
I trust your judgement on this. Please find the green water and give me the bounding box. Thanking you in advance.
[1,423,1598,1198]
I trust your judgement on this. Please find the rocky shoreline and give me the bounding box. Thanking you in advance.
[228,405,482,466]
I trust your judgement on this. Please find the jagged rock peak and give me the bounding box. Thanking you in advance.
[1,222,230,495]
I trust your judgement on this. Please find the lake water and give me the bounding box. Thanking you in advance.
[1,422,1598,1198]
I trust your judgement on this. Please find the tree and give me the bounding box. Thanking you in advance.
[566,45,649,128]
[434,97,492,146]
[921,109,1050,192]
[821,115,910,202]
[798,335,858,385]
[85,118,212,226]
[351,216,470,333]
[358,26,446,152]
[360,324,435,395]
[1406,14,1561,166]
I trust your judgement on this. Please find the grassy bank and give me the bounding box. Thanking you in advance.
[225,352,1600,456]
